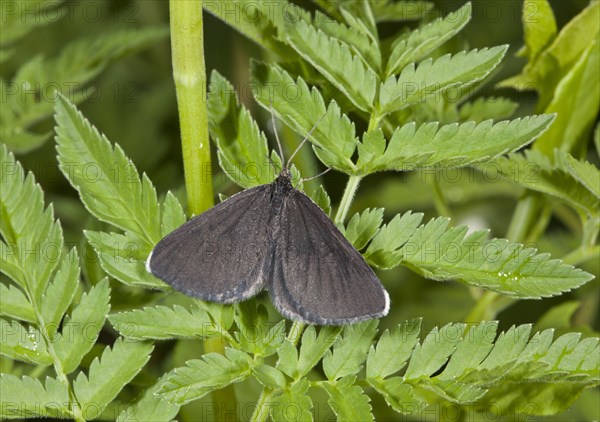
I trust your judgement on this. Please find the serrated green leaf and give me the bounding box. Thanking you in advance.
[458,97,518,123]
[439,322,499,380]
[308,184,332,217]
[297,325,342,378]
[368,377,421,414]
[0,319,51,365]
[386,3,471,76]
[85,230,167,290]
[55,279,110,374]
[208,71,275,188]
[0,374,71,419]
[364,211,424,269]
[284,19,378,112]
[379,46,507,116]
[343,208,383,250]
[203,0,296,58]
[493,150,599,217]
[41,248,79,338]
[367,318,422,379]
[0,283,35,323]
[54,96,161,246]
[160,191,186,237]
[0,145,63,304]
[252,364,287,389]
[109,305,213,340]
[159,348,252,405]
[558,152,600,199]
[312,11,381,72]
[270,379,313,422]
[251,61,358,173]
[323,320,378,380]
[116,374,180,422]
[360,115,554,175]
[322,375,373,422]
[405,323,466,379]
[356,129,386,172]
[74,339,153,420]
[278,339,299,378]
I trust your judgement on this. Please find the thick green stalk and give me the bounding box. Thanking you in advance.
[170,0,213,216]
[170,2,234,419]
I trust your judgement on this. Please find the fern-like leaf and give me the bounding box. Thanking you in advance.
[0,374,71,419]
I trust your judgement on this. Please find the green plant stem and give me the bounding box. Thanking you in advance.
[430,179,452,217]
[170,0,213,216]
[335,175,362,225]
[170,2,234,419]
[28,296,85,421]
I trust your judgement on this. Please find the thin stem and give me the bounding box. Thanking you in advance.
[430,179,452,218]
[562,245,600,266]
[170,0,214,216]
[170,2,234,418]
[335,175,362,225]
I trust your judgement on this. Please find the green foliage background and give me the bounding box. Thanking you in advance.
[0,0,598,421]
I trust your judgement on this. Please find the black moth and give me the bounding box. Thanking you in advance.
[146,116,389,325]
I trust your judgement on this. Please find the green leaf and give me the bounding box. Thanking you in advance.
[322,375,374,422]
[252,364,287,389]
[55,279,110,374]
[379,46,508,116]
[365,211,423,269]
[400,217,594,298]
[386,3,472,76]
[358,115,554,174]
[343,208,384,250]
[160,191,186,237]
[312,11,381,72]
[84,230,166,290]
[0,374,71,419]
[458,97,519,123]
[366,318,422,379]
[270,379,313,422]
[74,339,154,420]
[308,184,332,217]
[368,377,421,414]
[522,0,557,61]
[159,348,252,405]
[251,61,358,173]
[534,41,600,155]
[405,323,466,378]
[558,152,600,199]
[283,19,378,112]
[0,319,51,365]
[297,325,342,378]
[0,283,35,323]
[40,248,79,338]
[208,71,274,188]
[323,320,378,380]
[493,150,599,218]
[370,0,433,21]
[277,339,299,378]
[203,0,296,58]
[439,322,499,380]
[116,374,180,422]
[0,145,63,304]
[109,305,214,340]
[54,96,161,246]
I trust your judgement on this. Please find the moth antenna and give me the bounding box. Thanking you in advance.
[299,167,331,184]
[286,111,327,170]
[269,99,286,168]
